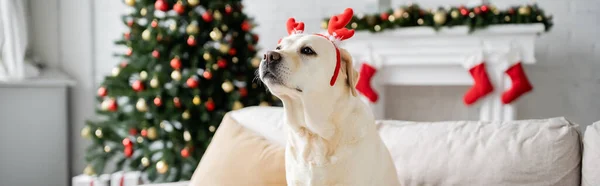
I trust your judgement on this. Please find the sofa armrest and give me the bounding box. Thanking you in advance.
[583,121,600,186]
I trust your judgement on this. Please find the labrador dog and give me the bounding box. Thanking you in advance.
[258,11,400,186]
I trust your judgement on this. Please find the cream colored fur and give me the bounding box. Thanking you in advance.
[259,34,399,186]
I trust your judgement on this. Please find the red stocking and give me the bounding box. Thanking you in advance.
[463,53,494,105]
[356,63,378,102]
[501,62,532,104]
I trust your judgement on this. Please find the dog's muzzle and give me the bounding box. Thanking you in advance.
[260,51,282,80]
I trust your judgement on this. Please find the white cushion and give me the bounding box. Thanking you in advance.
[582,121,600,186]
[378,118,581,186]
[230,106,286,146]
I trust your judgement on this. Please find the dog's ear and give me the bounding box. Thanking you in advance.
[339,48,358,96]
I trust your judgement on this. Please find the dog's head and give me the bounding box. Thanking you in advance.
[258,9,358,101]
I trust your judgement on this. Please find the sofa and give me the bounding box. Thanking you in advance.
[143,106,599,186]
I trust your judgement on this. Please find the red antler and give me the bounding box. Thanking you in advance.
[327,8,354,40]
[286,18,305,35]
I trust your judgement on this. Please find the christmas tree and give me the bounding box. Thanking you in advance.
[81,0,278,182]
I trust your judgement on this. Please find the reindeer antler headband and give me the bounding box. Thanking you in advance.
[281,8,355,86]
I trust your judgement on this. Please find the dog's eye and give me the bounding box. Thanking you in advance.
[275,46,281,50]
[300,47,316,55]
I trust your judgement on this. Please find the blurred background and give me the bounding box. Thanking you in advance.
[0,0,597,185]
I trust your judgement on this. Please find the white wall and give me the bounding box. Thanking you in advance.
[28,0,599,177]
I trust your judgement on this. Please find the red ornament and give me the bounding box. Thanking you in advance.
[151,20,158,28]
[122,138,133,147]
[97,87,107,97]
[205,100,215,111]
[186,77,199,88]
[480,5,489,12]
[132,80,144,92]
[173,2,185,14]
[124,147,133,158]
[124,32,131,40]
[120,61,128,68]
[241,21,251,31]
[126,48,133,56]
[225,5,233,14]
[239,88,248,97]
[129,128,138,135]
[228,48,237,56]
[187,36,196,46]
[474,7,481,14]
[173,97,181,108]
[380,12,389,21]
[153,97,162,106]
[127,20,134,27]
[107,99,118,112]
[202,12,213,22]
[141,129,148,137]
[217,59,227,68]
[154,0,169,12]
[247,44,255,51]
[508,8,515,14]
[202,71,212,79]
[152,50,160,58]
[460,8,469,16]
[252,34,259,42]
[170,58,181,70]
[181,148,190,158]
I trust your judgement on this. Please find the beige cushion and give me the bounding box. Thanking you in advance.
[189,113,286,186]
[377,117,581,186]
[582,121,600,186]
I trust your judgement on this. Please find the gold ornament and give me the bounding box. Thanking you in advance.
[232,57,238,63]
[142,29,152,41]
[351,22,358,29]
[232,101,243,110]
[374,25,381,32]
[210,28,223,41]
[136,98,148,112]
[536,15,543,21]
[186,24,199,35]
[469,12,475,18]
[139,71,148,80]
[95,128,103,138]
[259,101,270,106]
[84,165,96,176]
[219,44,230,53]
[150,77,159,88]
[402,12,409,19]
[320,21,328,29]
[187,0,199,6]
[160,120,167,129]
[183,130,192,141]
[104,145,111,153]
[125,0,135,6]
[220,25,228,31]
[492,5,500,15]
[147,127,158,140]
[193,96,201,105]
[141,157,150,167]
[518,6,531,15]
[156,160,168,174]
[388,15,395,22]
[208,125,216,132]
[137,136,144,143]
[112,67,120,77]
[417,18,424,25]
[504,16,511,22]
[169,22,178,31]
[140,8,147,16]
[366,16,376,25]
[182,110,190,119]
[81,126,91,139]
[171,70,182,81]
[214,10,222,20]
[203,53,212,60]
[393,8,405,18]
[221,81,234,93]
[251,57,260,68]
[212,64,218,70]
[450,10,459,18]
[433,11,447,25]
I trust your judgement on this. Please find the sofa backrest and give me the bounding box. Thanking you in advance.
[230,107,582,186]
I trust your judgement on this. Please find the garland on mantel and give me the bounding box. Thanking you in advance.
[321,4,553,33]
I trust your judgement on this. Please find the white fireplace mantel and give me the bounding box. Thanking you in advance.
[345,23,546,121]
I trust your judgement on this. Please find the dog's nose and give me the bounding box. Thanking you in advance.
[264,51,282,63]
